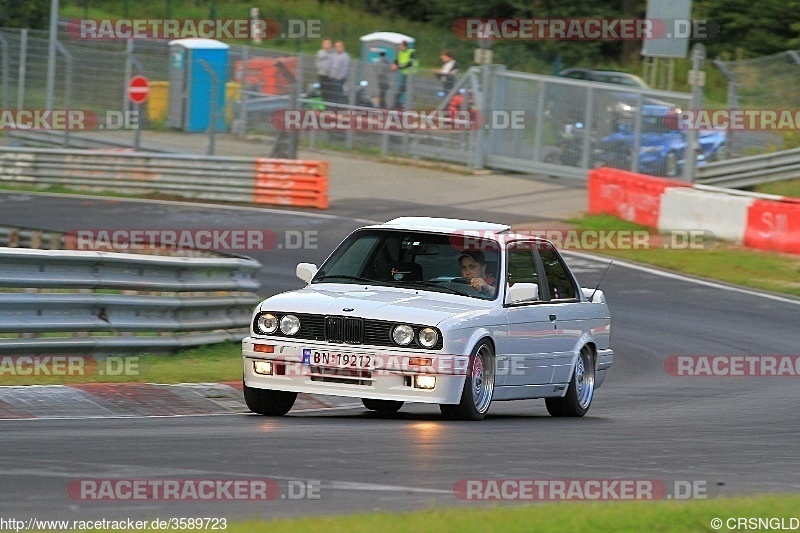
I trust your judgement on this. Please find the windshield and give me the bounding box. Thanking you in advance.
[637,113,674,134]
[313,229,501,300]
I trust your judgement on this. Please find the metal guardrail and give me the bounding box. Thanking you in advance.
[0,146,329,208]
[696,147,800,188]
[7,130,172,152]
[0,247,262,355]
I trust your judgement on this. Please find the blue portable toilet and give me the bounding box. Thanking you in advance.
[359,31,415,65]
[167,38,229,132]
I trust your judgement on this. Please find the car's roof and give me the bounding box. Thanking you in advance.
[559,68,649,88]
[359,218,553,247]
[367,217,512,234]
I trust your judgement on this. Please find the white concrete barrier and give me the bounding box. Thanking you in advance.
[657,188,755,244]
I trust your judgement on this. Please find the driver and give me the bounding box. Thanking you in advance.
[458,250,497,297]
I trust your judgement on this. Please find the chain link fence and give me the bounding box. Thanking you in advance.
[713,50,800,156]
[1,26,709,181]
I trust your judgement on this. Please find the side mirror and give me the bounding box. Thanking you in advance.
[296,263,318,284]
[506,283,540,304]
[581,287,606,303]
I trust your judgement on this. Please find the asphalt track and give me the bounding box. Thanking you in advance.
[1,192,799,522]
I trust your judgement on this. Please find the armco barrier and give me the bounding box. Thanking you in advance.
[0,247,262,355]
[587,167,691,228]
[0,147,329,209]
[744,199,800,254]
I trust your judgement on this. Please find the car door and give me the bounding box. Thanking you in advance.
[534,242,585,384]
[498,241,559,387]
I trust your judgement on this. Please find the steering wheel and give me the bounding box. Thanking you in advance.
[450,277,473,285]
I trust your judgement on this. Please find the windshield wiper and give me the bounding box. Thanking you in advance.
[314,274,376,284]
[393,280,464,295]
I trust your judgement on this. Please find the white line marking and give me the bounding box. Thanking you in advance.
[0,412,245,422]
[0,190,379,224]
[0,402,364,421]
[562,250,800,306]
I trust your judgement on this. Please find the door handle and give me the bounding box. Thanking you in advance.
[549,314,557,321]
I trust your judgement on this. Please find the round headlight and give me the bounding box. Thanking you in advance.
[392,324,414,346]
[280,314,301,335]
[418,327,439,348]
[256,313,278,334]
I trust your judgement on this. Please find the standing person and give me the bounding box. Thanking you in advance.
[391,40,416,109]
[375,51,391,108]
[315,39,333,102]
[433,49,458,93]
[329,40,351,104]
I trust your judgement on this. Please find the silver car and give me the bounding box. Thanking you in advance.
[242,217,613,420]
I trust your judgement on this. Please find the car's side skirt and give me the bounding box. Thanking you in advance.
[492,383,570,401]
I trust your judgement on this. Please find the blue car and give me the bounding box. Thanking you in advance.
[599,105,726,177]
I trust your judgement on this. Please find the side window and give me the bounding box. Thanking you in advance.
[506,242,541,299]
[536,243,578,300]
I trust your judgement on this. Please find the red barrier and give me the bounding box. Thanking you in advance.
[744,199,800,254]
[587,167,690,228]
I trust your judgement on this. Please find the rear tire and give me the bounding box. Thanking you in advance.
[362,398,404,413]
[663,151,678,177]
[243,384,297,416]
[440,341,495,421]
[546,345,595,417]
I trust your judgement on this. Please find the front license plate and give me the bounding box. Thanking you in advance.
[304,349,374,369]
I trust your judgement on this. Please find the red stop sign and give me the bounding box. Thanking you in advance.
[128,75,150,104]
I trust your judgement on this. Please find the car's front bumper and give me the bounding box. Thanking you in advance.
[242,337,470,404]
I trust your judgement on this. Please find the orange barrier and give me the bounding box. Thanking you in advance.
[253,158,329,209]
[744,199,800,254]
[588,167,690,228]
[234,57,298,95]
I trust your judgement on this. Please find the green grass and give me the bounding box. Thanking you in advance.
[172,494,800,533]
[570,214,800,297]
[754,178,800,198]
[0,341,242,386]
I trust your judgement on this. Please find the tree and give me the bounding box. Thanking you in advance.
[0,0,49,29]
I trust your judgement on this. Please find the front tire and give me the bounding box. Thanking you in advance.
[440,340,495,421]
[362,398,404,413]
[546,345,595,417]
[243,384,297,416]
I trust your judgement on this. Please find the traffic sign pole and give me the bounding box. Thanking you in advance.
[134,102,142,151]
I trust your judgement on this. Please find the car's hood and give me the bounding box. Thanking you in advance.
[258,283,491,326]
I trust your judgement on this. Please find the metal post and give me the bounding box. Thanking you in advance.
[472,63,490,169]
[17,29,27,109]
[684,43,706,182]
[532,80,547,162]
[56,42,72,147]
[712,58,737,160]
[45,0,59,110]
[238,45,248,137]
[0,33,8,112]
[345,60,355,150]
[631,92,643,173]
[134,103,142,151]
[123,39,133,114]
[580,86,594,169]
